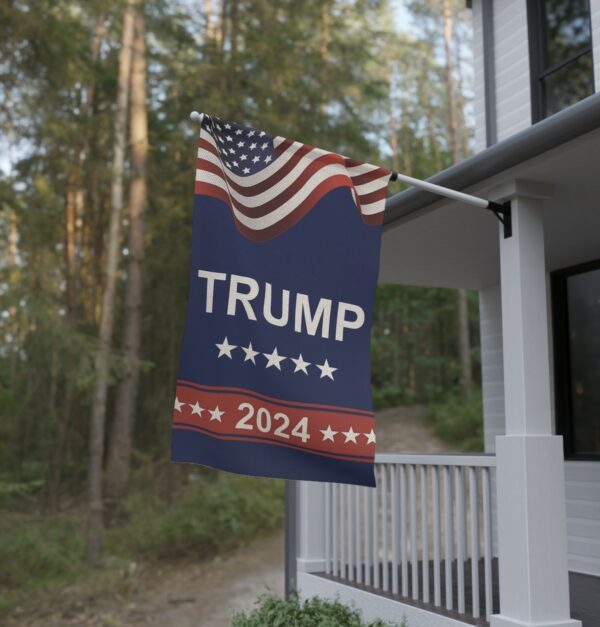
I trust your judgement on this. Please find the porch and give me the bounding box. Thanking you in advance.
[289,96,600,627]
[296,454,599,627]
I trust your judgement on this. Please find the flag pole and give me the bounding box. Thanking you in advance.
[389,171,512,238]
[189,111,512,237]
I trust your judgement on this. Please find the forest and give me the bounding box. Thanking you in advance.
[0,0,481,620]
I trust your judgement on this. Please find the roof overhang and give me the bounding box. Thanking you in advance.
[379,93,600,290]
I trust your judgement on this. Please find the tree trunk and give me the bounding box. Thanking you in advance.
[86,0,136,567]
[105,6,148,520]
[204,0,214,39]
[47,384,73,510]
[443,0,472,399]
[457,288,472,400]
[47,11,105,514]
[442,0,460,165]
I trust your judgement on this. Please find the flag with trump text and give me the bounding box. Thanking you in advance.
[171,114,391,486]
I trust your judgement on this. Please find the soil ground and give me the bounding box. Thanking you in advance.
[5,406,446,627]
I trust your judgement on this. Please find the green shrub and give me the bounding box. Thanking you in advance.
[0,472,284,613]
[372,386,416,410]
[231,593,407,627]
[107,473,284,560]
[0,516,84,590]
[426,389,484,451]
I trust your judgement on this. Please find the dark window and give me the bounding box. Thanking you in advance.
[527,0,595,122]
[552,260,600,459]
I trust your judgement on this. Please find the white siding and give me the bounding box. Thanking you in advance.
[479,285,504,454]
[493,0,531,141]
[472,0,487,152]
[565,462,600,576]
[479,284,600,577]
[478,285,503,558]
[592,0,600,93]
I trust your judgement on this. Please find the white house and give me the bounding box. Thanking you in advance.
[286,2,600,626]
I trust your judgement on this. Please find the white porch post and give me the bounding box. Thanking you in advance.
[491,181,580,627]
[296,480,327,574]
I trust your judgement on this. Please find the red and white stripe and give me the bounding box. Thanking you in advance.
[195,129,391,241]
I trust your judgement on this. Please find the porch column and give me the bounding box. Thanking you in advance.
[491,181,580,627]
[296,480,327,574]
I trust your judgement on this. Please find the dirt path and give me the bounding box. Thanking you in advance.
[375,405,449,454]
[7,406,445,627]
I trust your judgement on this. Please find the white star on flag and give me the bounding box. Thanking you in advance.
[209,406,225,422]
[242,342,259,364]
[363,429,376,444]
[189,401,204,416]
[342,427,359,444]
[216,336,237,359]
[174,397,184,412]
[291,353,311,375]
[320,425,338,442]
[316,358,337,380]
[263,347,286,370]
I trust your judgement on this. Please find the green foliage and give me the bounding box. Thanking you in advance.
[0,476,44,507]
[108,474,284,559]
[0,472,283,611]
[0,516,84,591]
[426,389,484,451]
[231,593,407,627]
[372,385,411,410]
[371,285,481,405]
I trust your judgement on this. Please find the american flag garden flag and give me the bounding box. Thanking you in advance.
[170,114,391,486]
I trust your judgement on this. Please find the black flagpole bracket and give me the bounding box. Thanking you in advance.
[487,200,512,238]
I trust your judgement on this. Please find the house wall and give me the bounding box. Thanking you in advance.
[474,0,600,150]
[479,284,600,577]
[492,0,531,141]
[472,0,487,153]
[472,0,531,149]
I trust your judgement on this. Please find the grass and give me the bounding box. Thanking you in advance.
[231,593,408,627]
[426,388,484,451]
[0,472,284,615]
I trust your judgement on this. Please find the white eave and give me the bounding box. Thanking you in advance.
[380,92,600,290]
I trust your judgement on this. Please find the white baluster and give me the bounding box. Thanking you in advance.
[455,466,466,614]
[482,466,493,621]
[355,485,362,584]
[432,465,441,606]
[332,483,338,577]
[444,465,453,610]
[469,467,480,618]
[410,464,418,600]
[421,465,430,604]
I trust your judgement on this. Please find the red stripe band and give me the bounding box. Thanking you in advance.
[172,383,376,462]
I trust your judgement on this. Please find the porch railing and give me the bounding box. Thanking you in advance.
[323,453,497,622]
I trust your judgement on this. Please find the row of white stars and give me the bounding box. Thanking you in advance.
[173,397,375,444]
[320,424,376,445]
[216,336,338,381]
[221,153,272,173]
[174,396,224,422]
[213,121,266,137]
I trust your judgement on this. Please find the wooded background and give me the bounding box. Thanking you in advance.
[0,0,479,576]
